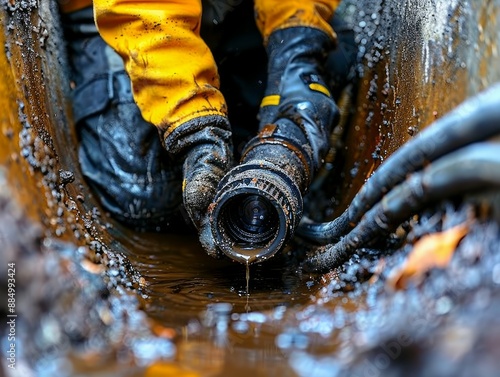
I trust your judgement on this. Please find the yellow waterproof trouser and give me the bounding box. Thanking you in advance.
[72,0,340,139]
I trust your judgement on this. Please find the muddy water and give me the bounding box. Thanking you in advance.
[113,224,359,376]
[119,229,315,322]
[1,0,500,376]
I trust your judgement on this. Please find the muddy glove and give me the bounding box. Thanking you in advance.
[164,115,233,233]
[259,27,339,169]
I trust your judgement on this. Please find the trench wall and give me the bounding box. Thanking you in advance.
[335,0,500,212]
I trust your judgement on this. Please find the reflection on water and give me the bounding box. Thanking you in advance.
[107,224,353,376]
[117,229,320,326]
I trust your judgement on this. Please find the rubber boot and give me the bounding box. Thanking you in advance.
[61,7,183,230]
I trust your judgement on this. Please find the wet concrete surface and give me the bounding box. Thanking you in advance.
[1,0,500,376]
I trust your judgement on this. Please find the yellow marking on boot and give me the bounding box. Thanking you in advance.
[260,95,280,107]
[309,82,332,97]
[182,179,187,192]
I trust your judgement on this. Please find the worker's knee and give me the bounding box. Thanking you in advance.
[78,99,183,230]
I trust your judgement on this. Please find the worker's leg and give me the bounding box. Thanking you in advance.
[60,3,183,230]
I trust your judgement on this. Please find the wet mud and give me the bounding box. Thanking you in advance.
[1,1,500,377]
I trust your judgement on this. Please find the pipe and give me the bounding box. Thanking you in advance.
[208,117,316,264]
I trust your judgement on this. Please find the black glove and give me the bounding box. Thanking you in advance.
[164,115,233,233]
[202,27,342,263]
[258,27,340,172]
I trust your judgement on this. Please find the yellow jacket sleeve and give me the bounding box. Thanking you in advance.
[254,0,341,43]
[93,0,228,138]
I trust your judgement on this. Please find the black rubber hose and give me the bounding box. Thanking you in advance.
[297,83,500,243]
[303,142,500,273]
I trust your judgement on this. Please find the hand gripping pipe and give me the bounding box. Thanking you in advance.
[205,27,338,265]
[208,113,324,264]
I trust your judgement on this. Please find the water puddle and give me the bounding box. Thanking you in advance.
[114,227,324,320]
[103,224,362,377]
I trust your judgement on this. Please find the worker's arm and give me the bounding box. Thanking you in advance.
[253,0,341,172]
[93,0,227,133]
[93,0,233,233]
